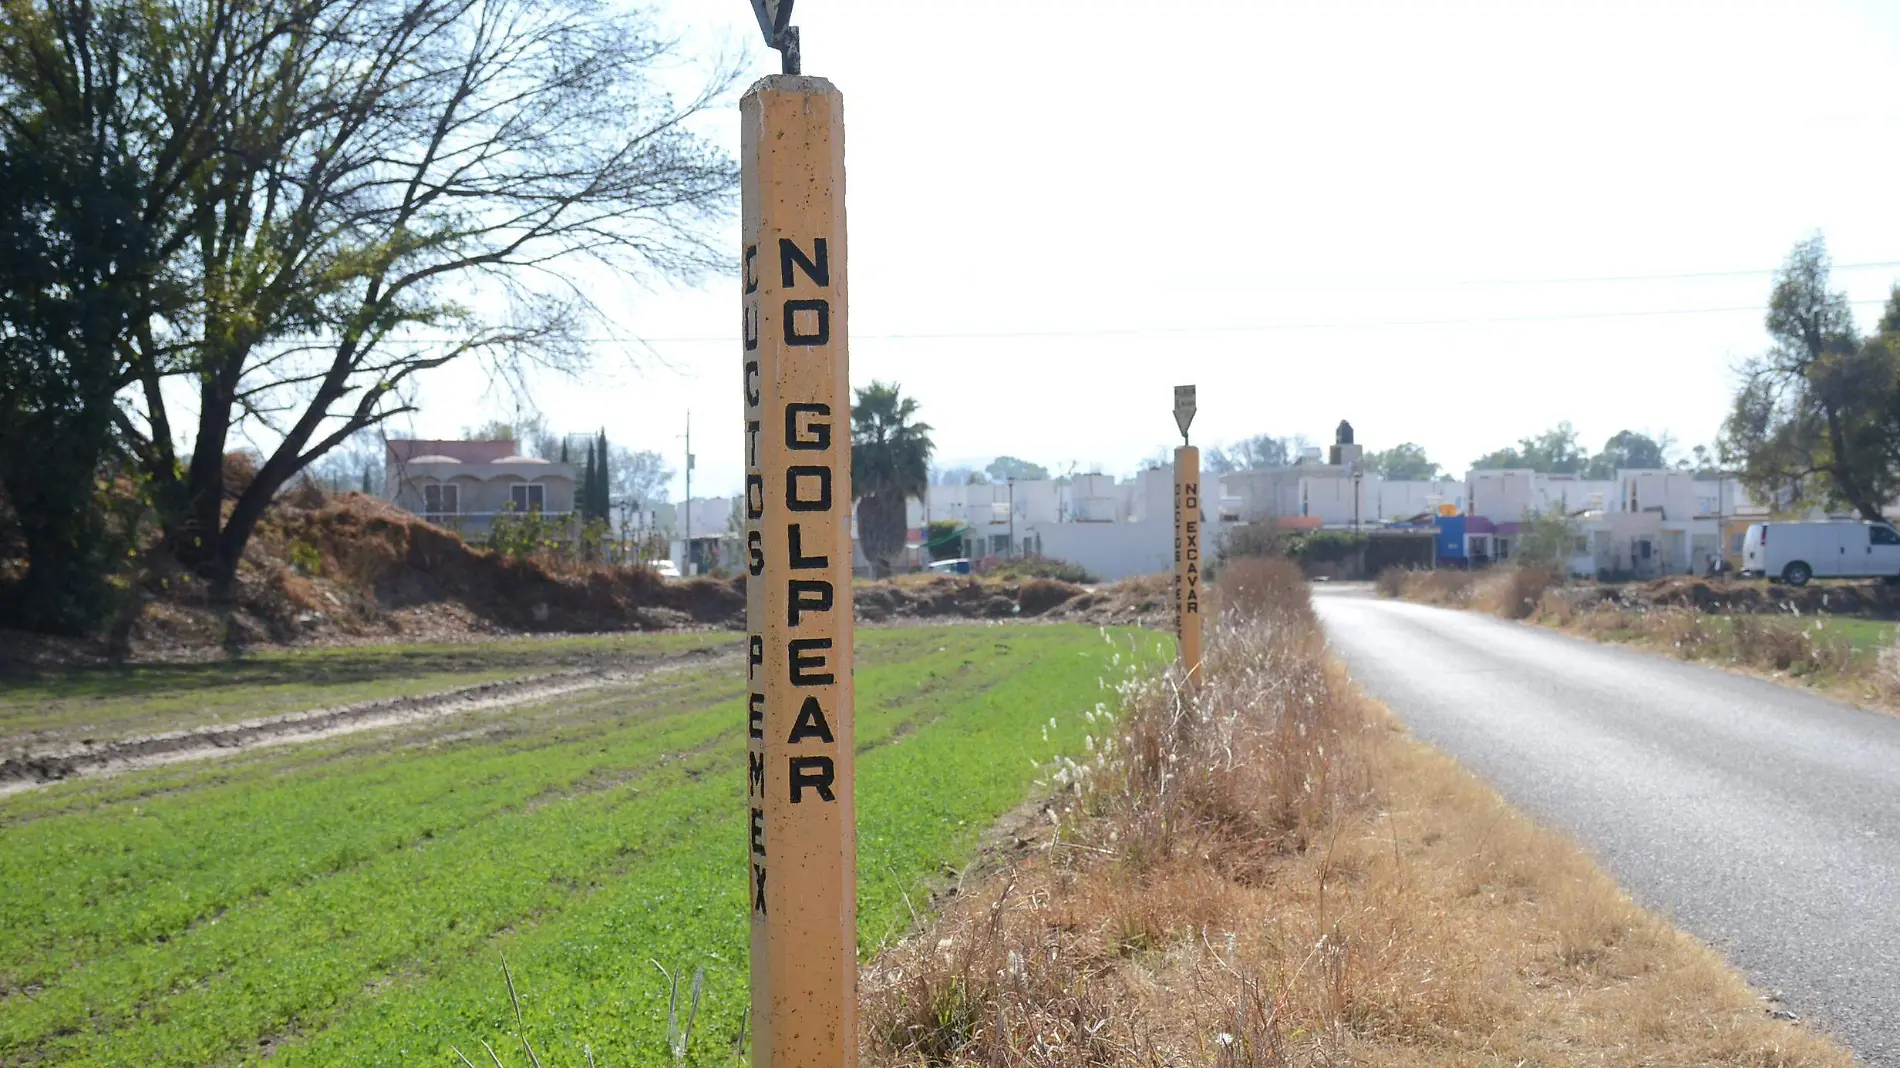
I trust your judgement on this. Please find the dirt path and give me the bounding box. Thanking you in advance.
[0,645,736,796]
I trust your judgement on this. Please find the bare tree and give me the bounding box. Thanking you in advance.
[609,446,674,505]
[1205,434,1299,474]
[110,0,738,596]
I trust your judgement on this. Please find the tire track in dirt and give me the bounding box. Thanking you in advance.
[0,645,736,795]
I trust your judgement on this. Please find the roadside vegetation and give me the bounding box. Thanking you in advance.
[0,624,1167,1067]
[866,559,1850,1066]
[1382,567,1900,709]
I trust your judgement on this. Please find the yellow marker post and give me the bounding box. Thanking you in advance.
[1172,386,1203,683]
[741,71,855,1068]
[1174,445,1204,683]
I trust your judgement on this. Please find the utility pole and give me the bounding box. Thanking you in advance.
[1007,477,1016,556]
[739,3,855,1064]
[684,411,694,574]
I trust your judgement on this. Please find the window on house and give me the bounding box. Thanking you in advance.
[1573,537,1589,555]
[1729,531,1745,554]
[511,483,545,512]
[1495,538,1511,560]
[423,483,458,515]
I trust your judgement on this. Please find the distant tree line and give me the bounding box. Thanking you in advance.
[1467,424,1715,480]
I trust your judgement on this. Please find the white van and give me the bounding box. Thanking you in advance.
[1740,521,1900,586]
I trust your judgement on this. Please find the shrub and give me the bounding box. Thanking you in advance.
[1016,577,1084,616]
[1873,643,1900,703]
[1284,530,1368,565]
[1218,520,1283,561]
[1514,508,1580,569]
[1397,569,1476,607]
[484,506,568,559]
[987,554,1095,584]
[1474,567,1561,620]
[1374,567,1409,598]
[1214,556,1314,629]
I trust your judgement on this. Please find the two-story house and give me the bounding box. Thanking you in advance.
[385,439,578,541]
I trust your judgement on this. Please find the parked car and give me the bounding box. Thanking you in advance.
[651,559,682,579]
[926,557,971,575]
[1740,521,1900,586]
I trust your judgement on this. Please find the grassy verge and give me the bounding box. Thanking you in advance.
[1383,567,1900,708]
[865,560,1850,1065]
[0,631,735,748]
[0,624,1168,1067]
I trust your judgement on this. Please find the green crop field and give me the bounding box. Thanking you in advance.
[0,623,1168,1067]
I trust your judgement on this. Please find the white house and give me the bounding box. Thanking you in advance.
[900,468,1185,580]
[621,495,742,575]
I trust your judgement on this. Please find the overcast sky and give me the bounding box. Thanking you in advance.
[397,0,1900,499]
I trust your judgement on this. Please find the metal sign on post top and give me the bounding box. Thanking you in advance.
[740,68,855,1068]
[748,0,800,73]
[1173,384,1196,443]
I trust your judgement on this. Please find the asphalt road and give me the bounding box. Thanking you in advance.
[1313,587,1900,1065]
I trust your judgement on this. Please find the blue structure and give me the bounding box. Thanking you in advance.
[1435,515,1469,564]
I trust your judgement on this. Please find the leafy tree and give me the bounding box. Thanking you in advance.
[1514,508,1580,569]
[591,430,611,521]
[1468,445,1526,469]
[0,153,138,629]
[1683,444,1724,478]
[55,0,742,599]
[1719,236,1899,520]
[461,418,562,460]
[1471,422,1590,473]
[851,382,933,578]
[580,444,599,522]
[1583,430,1667,478]
[1362,442,1439,480]
[1205,434,1297,474]
[0,0,197,630]
[984,456,1049,482]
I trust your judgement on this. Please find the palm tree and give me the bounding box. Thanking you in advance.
[851,381,933,578]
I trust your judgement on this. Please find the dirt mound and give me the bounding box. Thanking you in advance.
[1562,575,1900,618]
[89,493,744,655]
[263,494,743,631]
[11,489,1179,662]
[854,573,1170,628]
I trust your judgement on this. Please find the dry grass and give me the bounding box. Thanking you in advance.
[1384,566,1561,621]
[863,559,1852,1067]
[1387,568,1869,685]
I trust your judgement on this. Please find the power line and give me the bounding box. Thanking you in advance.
[1418,258,1900,287]
[606,298,1894,344]
[253,272,1900,346]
